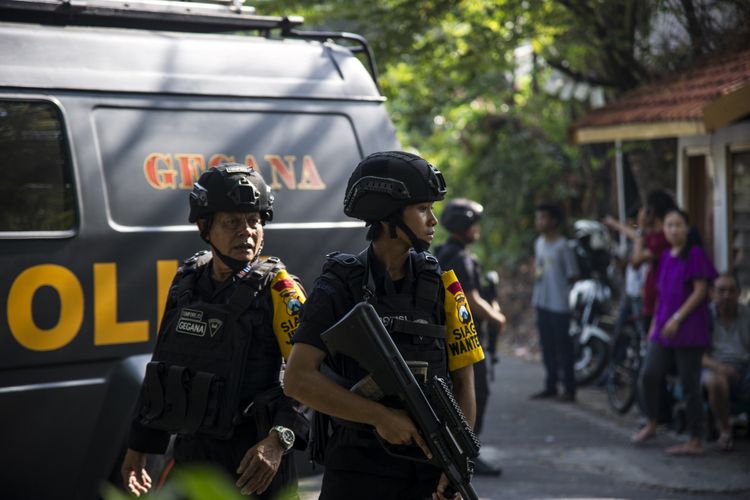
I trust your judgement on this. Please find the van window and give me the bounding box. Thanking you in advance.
[0,100,75,232]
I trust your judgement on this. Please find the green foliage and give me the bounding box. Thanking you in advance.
[260,0,750,266]
[102,464,298,500]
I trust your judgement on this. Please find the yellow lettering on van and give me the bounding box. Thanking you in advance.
[209,154,235,168]
[297,155,326,190]
[144,153,178,189]
[94,263,149,345]
[175,154,206,189]
[266,154,297,189]
[156,260,179,331]
[7,265,84,351]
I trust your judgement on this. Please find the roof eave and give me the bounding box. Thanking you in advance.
[703,82,750,132]
[572,120,707,145]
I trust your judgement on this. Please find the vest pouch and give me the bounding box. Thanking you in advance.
[182,371,223,434]
[140,361,166,421]
[161,365,190,432]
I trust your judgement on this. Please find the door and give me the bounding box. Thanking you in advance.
[685,154,714,262]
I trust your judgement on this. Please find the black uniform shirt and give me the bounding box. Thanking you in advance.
[436,238,482,293]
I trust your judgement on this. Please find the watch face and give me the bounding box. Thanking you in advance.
[273,426,294,449]
[281,429,294,445]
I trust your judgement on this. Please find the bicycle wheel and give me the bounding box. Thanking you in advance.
[607,362,636,414]
[606,330,636,414]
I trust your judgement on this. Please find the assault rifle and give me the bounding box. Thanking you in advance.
[321,302,480,500]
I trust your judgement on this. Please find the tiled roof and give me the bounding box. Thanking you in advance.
[572,48,750,130]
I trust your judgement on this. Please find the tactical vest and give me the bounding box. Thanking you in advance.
[139,252,285,440]
[322,248,448,388]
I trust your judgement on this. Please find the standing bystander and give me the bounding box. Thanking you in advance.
[631,190,677,333]
[632,208,717,455]
[530,203,580,402]
[603,207,648,338]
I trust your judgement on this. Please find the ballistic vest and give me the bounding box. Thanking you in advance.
[321,248,448,389]
[139,252,287,440]
[309,248,447,454]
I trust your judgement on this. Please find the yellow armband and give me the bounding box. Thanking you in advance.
[270,269,306,360]
[442,270,485,371]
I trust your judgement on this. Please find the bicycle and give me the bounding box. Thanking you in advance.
[606,314,646,414]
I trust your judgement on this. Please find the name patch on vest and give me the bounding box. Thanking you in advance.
[176,308,222,337]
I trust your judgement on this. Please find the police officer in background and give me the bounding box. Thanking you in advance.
[284,151,485,500]
[435,198,505,477]
[121,164,309,498]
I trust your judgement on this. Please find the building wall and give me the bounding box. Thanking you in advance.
[678,122,750,299]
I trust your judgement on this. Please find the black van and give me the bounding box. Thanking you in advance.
[0,1,398,497]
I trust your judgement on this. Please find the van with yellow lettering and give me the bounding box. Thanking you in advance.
[0,0,398,497]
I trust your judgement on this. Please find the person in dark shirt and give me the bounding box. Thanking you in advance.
[121,164,309,498]
[435,198,505,476]
[284,152,485,500]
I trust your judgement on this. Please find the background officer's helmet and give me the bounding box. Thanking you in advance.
[189,163,274,223]
[344,151,447,223]
[441,198,484,233]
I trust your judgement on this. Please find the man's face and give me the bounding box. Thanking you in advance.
[464,222,480,243]
[206,211,264,263]
[535,211,552,233]
[713,276,739,311]
[400,202,437,246]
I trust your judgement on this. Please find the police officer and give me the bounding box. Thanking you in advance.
[435,198,505,476]
[121,164,309,498]
[283,152,485,500]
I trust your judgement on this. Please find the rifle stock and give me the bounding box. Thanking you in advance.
[321,302,480,500]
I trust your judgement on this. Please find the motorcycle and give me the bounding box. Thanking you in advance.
[569,220,614,386]
[569,278,613,385]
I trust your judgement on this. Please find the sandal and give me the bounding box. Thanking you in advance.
[717,433,734,451]
[665,443,704,456]
[631,426,656,444]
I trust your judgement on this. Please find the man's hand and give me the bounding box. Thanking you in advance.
[602,215,618,229]
[121,448,152,497]
[373,407,432,460]
[494,310,507,331]
[433,473,461,500]
[235,435,284,496]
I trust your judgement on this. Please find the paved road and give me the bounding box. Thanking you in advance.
[298,355,750,499]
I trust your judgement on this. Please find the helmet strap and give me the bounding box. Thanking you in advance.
[390,215,431,253]
[209,242,259,273]
[198,216,261,273]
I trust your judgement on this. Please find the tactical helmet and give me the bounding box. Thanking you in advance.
[441,198,484,233]
[344,151,446,223]
[188,163,274,223]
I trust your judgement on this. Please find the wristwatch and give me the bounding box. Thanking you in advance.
[270,425,295,451]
